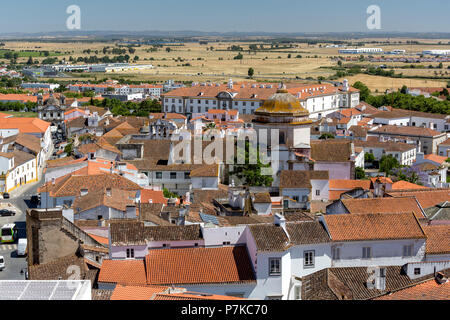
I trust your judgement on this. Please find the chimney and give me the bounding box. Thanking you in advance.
[274,213,290,241]
[367,267,386,290]
[435,272,448,285]
[416,152,424,163]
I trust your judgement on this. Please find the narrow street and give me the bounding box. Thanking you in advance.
[0,179,45,280]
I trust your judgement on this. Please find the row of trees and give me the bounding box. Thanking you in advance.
[352,81,450,115]
[90,98,161,117]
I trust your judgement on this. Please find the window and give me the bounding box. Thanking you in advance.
[362,247,372,259]
[126,248,134,258]
[292,196,299,202]
[170,172,177,179]
[155,172,162,179]
[403,245,413,257]
[63,200,73,207]
[304,251,315,268]
[414,268,421,275]
[332,247,340,260]
[184,172,190,180]
[269,258,281,276]
[223,241,231,245]
[316,190,320,196]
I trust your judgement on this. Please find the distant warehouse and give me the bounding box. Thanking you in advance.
[338,48,383,54]
[50,63,154,73]
[422,50,450,56]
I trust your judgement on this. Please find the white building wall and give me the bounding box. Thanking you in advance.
[311,180,329,201]
[330,239,426,268]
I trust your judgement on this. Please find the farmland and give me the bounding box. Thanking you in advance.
[2,38,450,91]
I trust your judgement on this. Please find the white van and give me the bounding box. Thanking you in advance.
[0,256,5,271]
[17,239,27,257]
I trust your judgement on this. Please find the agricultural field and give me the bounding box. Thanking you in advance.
[2,38,450,92]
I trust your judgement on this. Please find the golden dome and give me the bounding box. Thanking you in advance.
[255,88,309,116]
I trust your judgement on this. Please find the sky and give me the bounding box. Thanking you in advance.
[0,0,449,34]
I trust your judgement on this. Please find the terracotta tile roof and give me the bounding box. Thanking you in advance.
[375,278,450,300]
[310,140,353,162]
[353,140,416,152]
[145,246,255,285]
[0,117,50,134]
[38,173,141,197]
[154,292,245,300]
[140,189,167,204]
[110,221,202,246]
[339,197,425,219]
[0,151,14,159]
[423,225,450,255]
[248,221,330,252]
[98,259,147,285]
[14,133,41,154]
[110,285,170,300]
[149,113,187,120]
[189,164,219,177]
[0,93,38,103]
[323,212,426,241]
[424,154,448,164]
[370,125,443,138]
[73,188,136,213]
[138,203,172,226]
[348,126,368,138]
[391,181,429,190]
[252,192,271,203]
[87,233,109,245]
[415,162,440,172]
[280,170,329,189]
[329,179,372,190]
[339,108,362,118]
[248,224,289,252]
[387,189,450,209]
[327,266,428,300]
[371,108,448,120]
[12,150,35,167]
[28,255,87,280]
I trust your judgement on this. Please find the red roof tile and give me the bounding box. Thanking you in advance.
[98,259,147,285]
[145,246,255,285]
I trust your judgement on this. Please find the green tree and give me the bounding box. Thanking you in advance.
[163,188,178,199]
[64,143,73,156]
[248,67,254,78]
[230,141,273,187]
[356,167,366,180]
[352,81,371,101]
[365,152,375,163]
[319,133,335,140]
[379,155,400,175]
[400,85,408,94]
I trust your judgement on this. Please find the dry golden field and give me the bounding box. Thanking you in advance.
[3,39,450,91]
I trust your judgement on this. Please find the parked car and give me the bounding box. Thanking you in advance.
[0,209,15,217]
[0,256,5,271]
[2,193,10,199]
